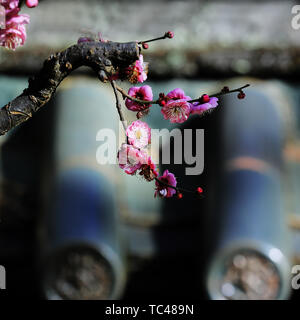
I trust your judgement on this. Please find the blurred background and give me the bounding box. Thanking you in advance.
[0,0,300,300]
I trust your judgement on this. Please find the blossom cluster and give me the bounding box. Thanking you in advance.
[124,86,219,124]
[108,54,148,84]
[117,120,178,198]
[0,0,38,50]
[114,31,247,199]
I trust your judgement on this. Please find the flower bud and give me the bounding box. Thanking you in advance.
[26,0,39,8]
[201,94,210,103]
[165,31,174,39]
[222,86,230,93]
[142,43,149,49]
[197,187,203,194]
[238,91,246,99]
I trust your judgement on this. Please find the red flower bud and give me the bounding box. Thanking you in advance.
[26,0,38,8]
[177,193,183,199]
[142,43,149,49]
[238,91,246,99]
[165,31,174,39]
[201,94,210,103]
[222,86,230,93]
[160,100,166,107]
[197,187,203,194]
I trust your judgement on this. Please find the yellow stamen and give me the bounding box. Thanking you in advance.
[135,130,142,139]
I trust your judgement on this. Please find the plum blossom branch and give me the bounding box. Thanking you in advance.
[154,177,204,199]
[111,32,251,198]
[0,27,249,200]
[116,116,206,199]
[116,83,250,107]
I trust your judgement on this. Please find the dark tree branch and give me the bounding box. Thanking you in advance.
[0,40,140,136]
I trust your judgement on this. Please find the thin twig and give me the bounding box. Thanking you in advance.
[187,84,250,103]
[154,177,203,197]
[111,80,127,132]
[138,34,170,45]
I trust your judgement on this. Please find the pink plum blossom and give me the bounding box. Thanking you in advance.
[146,156,158,178]
[161,99,191,123]
[139,156,159,181]
[166,88,191,101]
[125,85,153,111]
[109,54,148,82]
[160,88,192,123]
[0,0,19,14]
[127,54,148,83]
[0,0,30,50]
[155,169,177,198]
[118,143,147,175]
[191,97,219,115]
[126,120,151,149]
[0,13,29,50]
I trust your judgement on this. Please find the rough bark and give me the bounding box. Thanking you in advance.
[0,41,140,136]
